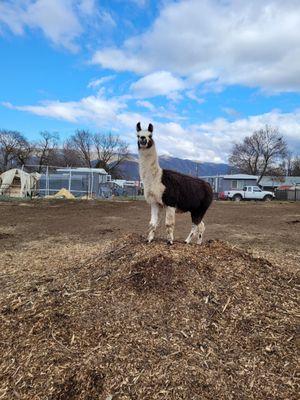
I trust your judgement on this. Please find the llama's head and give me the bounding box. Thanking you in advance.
[136,122,154,149]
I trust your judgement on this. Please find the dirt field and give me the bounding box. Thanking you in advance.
[0,199,299,399]
[1,199,300,268]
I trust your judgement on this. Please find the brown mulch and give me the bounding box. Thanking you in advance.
[0,233,14,240]
[0,234,299,400]
[287,219,300,224]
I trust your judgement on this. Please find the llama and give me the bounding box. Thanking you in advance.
[136,122,213,245]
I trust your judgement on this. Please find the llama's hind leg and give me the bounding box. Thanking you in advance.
[185,224,198,244]
[165,206,176,245]
[185,211,205,244]
[148,203,160,243]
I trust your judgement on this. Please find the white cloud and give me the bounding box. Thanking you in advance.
[130,71,185,98]
[77,0,96,16]
[136,100,155,111]
[92,0,300,92]
[185,90,205,104]
[0,0,99,51]
[2,95,127,127]
[3,97,300,161]
[98,10,116,28]
[92,48,150,74]
[26,0,82,52]
[87,75,115,89]
[222,107,240,118]
[0,1,25,35]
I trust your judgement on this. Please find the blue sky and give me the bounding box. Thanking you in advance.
[0,0,300,162]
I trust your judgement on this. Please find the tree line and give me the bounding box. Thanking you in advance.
[1,124,299,181]
[0,129,129,178]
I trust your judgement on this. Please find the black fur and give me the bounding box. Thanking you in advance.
[146,138,153,148]
[161,169,213,225]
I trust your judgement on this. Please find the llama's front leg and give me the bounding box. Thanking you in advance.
[165,206,176,245]
[148,203,160,243]
[196,221,205,244]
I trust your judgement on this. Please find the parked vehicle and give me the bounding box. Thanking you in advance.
[219,186,275,202]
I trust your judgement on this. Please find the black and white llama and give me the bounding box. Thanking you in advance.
[136,122,213,245]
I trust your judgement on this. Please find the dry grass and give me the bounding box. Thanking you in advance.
[0,234,299,399]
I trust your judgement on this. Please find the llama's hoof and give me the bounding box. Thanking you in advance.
[167,240,173,245]
[196,236,203,245]
[185,240,191,244]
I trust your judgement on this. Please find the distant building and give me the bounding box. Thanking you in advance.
[201,174,258,194]
[39,167,111,198]
[259,176,300,191]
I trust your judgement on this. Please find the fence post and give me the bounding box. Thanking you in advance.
[91,171,94,198]
[87,173,90,199]
[46,166,49,196]
[68,170,72,192]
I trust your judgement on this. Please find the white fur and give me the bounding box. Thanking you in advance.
[185,223,198,244]
[165,206,176,244]
[138,136,165,206]
[148,203,160,243]
[185,221,205,244]
[197,221,205,244]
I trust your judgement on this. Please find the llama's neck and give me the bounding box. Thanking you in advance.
[138,143,161,183]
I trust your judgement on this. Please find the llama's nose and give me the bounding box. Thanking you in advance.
[140,136,147,145]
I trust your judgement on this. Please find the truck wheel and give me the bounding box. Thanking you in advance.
[264,195,273,202]
[233,194,242,202]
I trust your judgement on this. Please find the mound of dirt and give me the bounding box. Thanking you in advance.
[0,234,298,399]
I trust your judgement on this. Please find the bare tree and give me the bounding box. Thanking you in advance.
[62,141,86,167]
[291,157,300,176]
[34,131,60,171]
[93,132,129,177]
[67,130,93,167]
[0,129,32,172]
[279,151,293,176]
[229,125,288,184]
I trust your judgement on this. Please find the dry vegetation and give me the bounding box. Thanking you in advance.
[0,200,299,399]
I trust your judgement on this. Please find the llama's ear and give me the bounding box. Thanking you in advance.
[136,122,142,132]
[148,123,153,133]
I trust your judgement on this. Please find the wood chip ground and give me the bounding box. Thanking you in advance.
[0,234,299,399]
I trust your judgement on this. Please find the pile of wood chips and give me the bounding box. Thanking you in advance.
[0,234,298,399]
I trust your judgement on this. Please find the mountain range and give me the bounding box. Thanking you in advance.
[119,155,230,180]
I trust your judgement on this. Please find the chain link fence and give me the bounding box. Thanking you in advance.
[0,165,143,200]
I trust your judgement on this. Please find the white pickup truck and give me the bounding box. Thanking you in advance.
[220,186,275,201]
